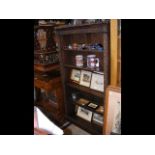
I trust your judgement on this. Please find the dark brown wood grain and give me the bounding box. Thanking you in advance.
[34,75,65,125]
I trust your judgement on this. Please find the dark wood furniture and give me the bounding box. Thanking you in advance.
[55,22,110,134]
[34,71,65,125]
[34,24,59,73]
[34,24,65,126]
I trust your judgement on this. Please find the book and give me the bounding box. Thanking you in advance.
[87,102,98,109]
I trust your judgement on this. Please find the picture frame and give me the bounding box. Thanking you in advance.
[90,73,104,92]
[92,113,104,126]
[87,102,98,109]
[76,106,93,122]
[103,86,121,135]
[79,70,92,87]
[70,69,81,83]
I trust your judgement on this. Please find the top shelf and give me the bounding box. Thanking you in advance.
[64,64,104,73]
[55,23,110,35]
[55,22,109,30]
[63,48,103,53]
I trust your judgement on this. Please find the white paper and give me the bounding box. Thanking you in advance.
[35,107,63,135]
[109,91,121,134]
[90,73,104,92]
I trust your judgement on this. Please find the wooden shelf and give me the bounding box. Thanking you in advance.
[55,22,110,34]
[66,115,102,135]
[55,22,109,29]
[64,64,103,73]
[67,82,104,98]
[73,101,103,115]
[63,48,103,53]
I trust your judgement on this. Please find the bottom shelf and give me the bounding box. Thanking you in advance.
[66,115,103,135]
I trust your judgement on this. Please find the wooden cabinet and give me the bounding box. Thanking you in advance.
[34,72,65,125]
[34,25,60,72]
[34,24,65,125]
[55,22,110,134]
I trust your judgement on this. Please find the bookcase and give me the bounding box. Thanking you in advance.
[55,22,110,134]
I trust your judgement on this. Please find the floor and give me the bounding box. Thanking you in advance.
[63,123,91,135]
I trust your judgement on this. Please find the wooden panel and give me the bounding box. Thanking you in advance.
[110,19,118,86]
[117,25,121,86]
